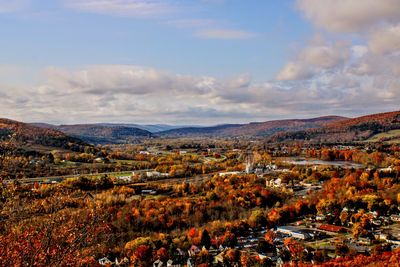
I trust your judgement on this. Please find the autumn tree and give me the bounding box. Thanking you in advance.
[200,229,212,249]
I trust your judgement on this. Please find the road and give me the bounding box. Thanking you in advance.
[4,169,154,184]
[4,169,217,186]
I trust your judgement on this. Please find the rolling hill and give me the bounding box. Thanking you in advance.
[157,116,347,137]
[24,110,400,144]
[157,124,243,137]
[96,123,193,133]
[54,124,153,144]
[269,110,400,143]
[0,118,87,153]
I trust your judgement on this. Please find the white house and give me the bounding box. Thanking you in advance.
[98,257,113,266]
[219,171,242,177]
[117,176,132,182]
[146,171,169,178]
[266,178,282,188]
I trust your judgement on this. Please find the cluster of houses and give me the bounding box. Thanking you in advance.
[218,162,278,178]
[115,170,170,184]
[97,211,400,267]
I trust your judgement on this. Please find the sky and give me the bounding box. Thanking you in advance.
[0,0,399,125]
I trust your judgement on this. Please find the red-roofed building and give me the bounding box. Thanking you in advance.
[318,224,347,233]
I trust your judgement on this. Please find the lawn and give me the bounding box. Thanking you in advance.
[365,129,400,143]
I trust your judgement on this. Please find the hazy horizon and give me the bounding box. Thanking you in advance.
[7,110,399,127]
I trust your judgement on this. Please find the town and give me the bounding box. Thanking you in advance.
[1,1,400,265]
[1,137,400,266]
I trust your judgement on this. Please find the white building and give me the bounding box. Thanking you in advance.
[219,171,242,177]
[98,257,113,266]
[117,176,132,182]
[276,226,310,240]
[266,178,282,188]
[146,171,169,178]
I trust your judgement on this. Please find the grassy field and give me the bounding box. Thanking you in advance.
[366,129,400,143]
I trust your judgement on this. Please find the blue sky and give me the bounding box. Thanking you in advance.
[0,0,399,125]
[1,0,310,80]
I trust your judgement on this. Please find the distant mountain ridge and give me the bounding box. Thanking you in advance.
[95,123,194,133]
[157,124,243,137]
[54,124,153,144]
[268,110,400,143]
[21,110,400,144]
[32,122,195,133]
[157,116,347,137]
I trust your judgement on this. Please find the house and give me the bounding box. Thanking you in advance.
[219,171,241,177]
[188,245,200,257]
[147,171,160,178]
[117,176,132,182]
[379,166,394,172]
[115,257,129,266]
[266,178,282,188]
[318,224,347,233]
[153,259,164,267]
[372,219,382,226]
[374,232,389,241]
[94,157,105,163]
[146,171,169,178]
[214,252,225,264]
[276,226,311,240]
[387,238,400,245]
[276,257,284,267]
[266,164,277,171]
[390,214,400,222]
[187,258,195,267]
[139,151,150,155]
[357,237,372,245]
[98,257,113,266]
[141,189,157,195]
[174,248,185,256]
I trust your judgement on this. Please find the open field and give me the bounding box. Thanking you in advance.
[366,129,400,143]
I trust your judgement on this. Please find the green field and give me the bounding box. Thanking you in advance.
[366,129,400,143]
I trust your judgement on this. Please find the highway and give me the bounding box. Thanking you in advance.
[4,169,217,185]
[4,169,154,184]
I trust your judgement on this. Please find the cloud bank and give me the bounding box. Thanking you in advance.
[1,62,398,125]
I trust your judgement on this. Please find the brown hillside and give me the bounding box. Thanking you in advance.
[270,110,400,143]
[0,118,86,151]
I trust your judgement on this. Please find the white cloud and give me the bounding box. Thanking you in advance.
[3,64,397,124]
[193,28,257,40]
[299,41,350,68]
[64,0,176,18]
[276,37,350,80]
[351,45,368,58]
[349,51,400,76]
[65,1,256,41]
[369,24,400,55]
[297,0,400,32]
[44,65,215,96]
[276,62,315,81]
